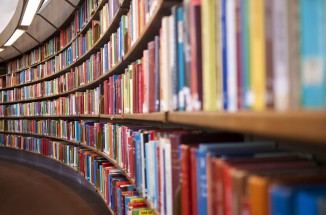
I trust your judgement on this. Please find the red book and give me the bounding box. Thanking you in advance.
[117,75,122,114]
[190,147,198,215]
[264,0,274,108]
[132,63,137,113]
[90,125,94,147]
[128,135,135,178]
[180,145,191,215]
[103,80,108,114]
[109,76,114,114]
[115,181,131,212]
[138,62,143,113]
[189,0,203,111]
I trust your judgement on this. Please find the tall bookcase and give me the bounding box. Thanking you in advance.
[0,0,325,214]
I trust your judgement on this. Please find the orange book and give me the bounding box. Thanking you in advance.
[248,175,270,215]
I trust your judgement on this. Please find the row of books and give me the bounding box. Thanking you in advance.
[0,83,43,102]
[6,37,60,74]
[4,0,112,76]
[2,123,326,215]
[0,12,129,94]
[11,0,326,112]
[29,37,61,66]
[0,134,154,215]
[3,0,162,89]
[4,59,55,88]
[1,0,164,101]
[179,0,326,110]
[99,0,120,36]
[61,0,102,50]
[0,14,138,104]
[0,87,101,117]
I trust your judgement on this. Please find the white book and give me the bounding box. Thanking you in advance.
[273,0,289,111]
[168,15,175,111]
[143,50,149,113]
[160,17,169,111]
[163,138,173,215]
[159,139,165,215]
[226,0,237,112]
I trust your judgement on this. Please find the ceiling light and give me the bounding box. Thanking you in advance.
[21,0,42,26]
[4,29,25,46]
[0,48,4,52]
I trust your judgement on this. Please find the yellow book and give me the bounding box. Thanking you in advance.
[202,0,217,111]
[139,209,153,215]
[130,197,144,203]
[249,0,266,110]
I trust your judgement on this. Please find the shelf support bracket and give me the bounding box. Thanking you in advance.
[37,14,58,30]
[25,32,40,44]
[64,0,77,8]
[12,45,22,54]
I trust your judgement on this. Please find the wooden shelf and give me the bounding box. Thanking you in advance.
[99,114,124,120]
[1,110,326,144]
[123,112,166,122]
[0,0,108,81]
[0,0,126,94]
[0,0,177,105]
[168,111,326,144]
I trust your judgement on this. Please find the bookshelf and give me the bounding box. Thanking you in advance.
[1,111,326,144]
[0,130,159,214]
[1,0,326,214]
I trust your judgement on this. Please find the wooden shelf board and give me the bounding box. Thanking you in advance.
[0,1,126,95]
[168,111,326,144]
[123,112,166,122]
[99,114,123,120]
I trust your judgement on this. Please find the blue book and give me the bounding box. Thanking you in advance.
[196,142,276,214]
[270,184,326,215]
[145,142,150,200]
[108,172,122,207]
[296,188,326,215]
[117,185,135,215]
[153,141,159,209]
[241,0,250,109]
[86,153,92,181]
[134,132,142,191]
[176,6,184,111]
[125,195,140,215]
[222,0,228,110]
[300,0,326,108]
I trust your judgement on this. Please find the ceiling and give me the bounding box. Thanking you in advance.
[0,0,80,64]
[0,0,19,34]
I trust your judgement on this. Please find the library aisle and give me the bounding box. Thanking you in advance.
[0,158,109,215]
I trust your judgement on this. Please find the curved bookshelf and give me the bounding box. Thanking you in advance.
[0,1,85,77]
[0,0,128,94]
[0,145,114,215]
[1,110,326,143]
[0,0,176,106]
[0,130,159,214]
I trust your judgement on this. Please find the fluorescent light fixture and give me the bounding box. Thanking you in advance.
[4,29,25,46]
[0,48,4,52]
[21,0,42,26]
